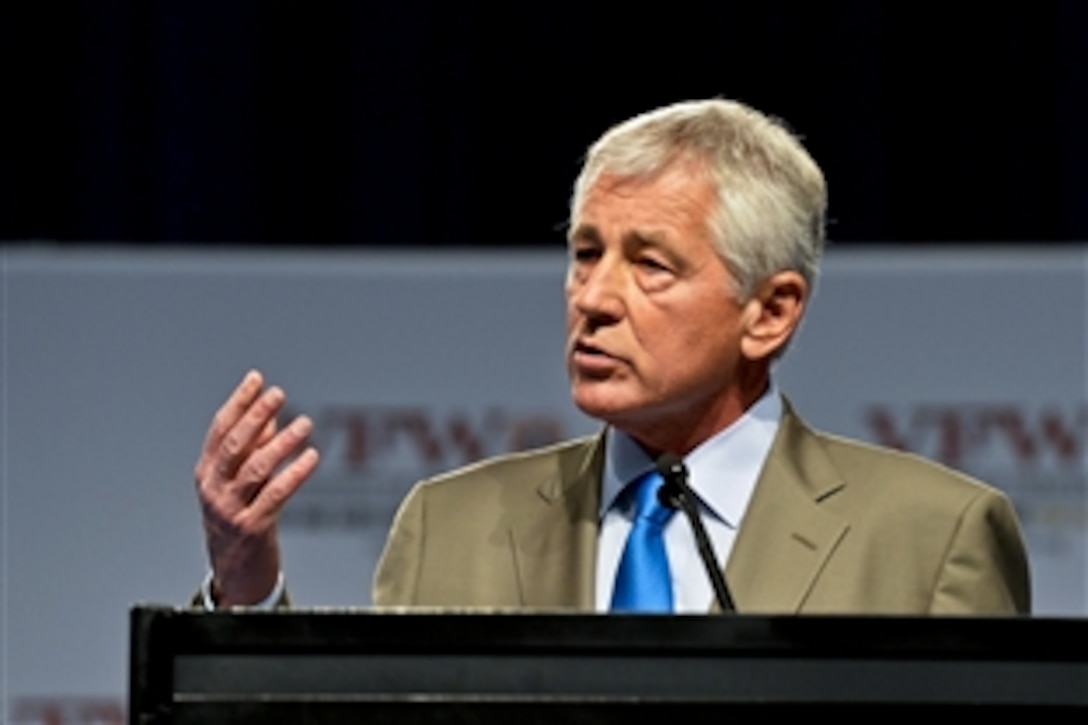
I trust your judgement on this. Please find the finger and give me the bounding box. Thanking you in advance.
[196,370,266,485]
[255,417,278,448]
[231,414,313,503]
[213,402,279,485]
[248,445,320,522]
[201,369,265,460]
[212,385,287,480]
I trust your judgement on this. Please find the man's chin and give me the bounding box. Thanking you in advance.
[570,386,641,426]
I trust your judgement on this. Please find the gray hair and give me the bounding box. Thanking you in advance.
[570,99,827,301]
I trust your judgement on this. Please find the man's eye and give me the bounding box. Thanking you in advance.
[572,247,600,263]
[638,257,670,272]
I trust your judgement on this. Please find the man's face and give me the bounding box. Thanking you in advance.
[566,163,753,448]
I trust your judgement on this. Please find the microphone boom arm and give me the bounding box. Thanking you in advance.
[656,454,736,613]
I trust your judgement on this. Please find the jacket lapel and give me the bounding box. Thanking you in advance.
[508,433,604,610]
[724,402,849,613]
[503,404,850,613]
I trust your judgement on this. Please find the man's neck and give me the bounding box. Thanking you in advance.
[624,372,771,457]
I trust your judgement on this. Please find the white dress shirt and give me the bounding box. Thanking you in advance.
[595,386,782,613]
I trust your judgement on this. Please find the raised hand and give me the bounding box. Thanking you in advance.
[195,370,320,606]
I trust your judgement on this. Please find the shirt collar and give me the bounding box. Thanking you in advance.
[599,384,782,528]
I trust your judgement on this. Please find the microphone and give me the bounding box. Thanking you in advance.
[655,454,736,613]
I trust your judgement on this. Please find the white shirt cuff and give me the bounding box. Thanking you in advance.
[200,570,285,610]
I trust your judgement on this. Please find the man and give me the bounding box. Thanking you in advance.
[195,99,1030,614]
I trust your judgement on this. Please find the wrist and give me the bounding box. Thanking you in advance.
[202,569,285,610]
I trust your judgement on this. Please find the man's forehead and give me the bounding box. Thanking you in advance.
[570,168,716,239]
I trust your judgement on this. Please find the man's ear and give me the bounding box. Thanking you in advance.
[740,271,807,360]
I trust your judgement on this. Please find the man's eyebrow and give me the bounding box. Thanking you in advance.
[568,223,603,244]
[568,226,678,260]
[625,229,670,249]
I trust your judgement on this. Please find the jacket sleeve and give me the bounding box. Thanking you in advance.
[928,488,1031,615]
[372,481,426,607]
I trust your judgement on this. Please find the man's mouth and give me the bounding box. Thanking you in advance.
[572,336,619,358]
[575,341,608,357]
[570,340,625,374]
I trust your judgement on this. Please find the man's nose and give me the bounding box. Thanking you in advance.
[572,259,625,321]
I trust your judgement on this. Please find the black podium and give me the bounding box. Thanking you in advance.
[129,606,1087,723]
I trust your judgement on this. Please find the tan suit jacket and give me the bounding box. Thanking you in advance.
[373,402,1030,614]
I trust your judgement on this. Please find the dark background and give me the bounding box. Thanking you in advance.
[2,1,1086,248]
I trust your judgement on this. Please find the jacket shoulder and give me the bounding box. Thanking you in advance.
[415,434,600,496]
[811,426,1001,500]
[767,408,1030,614]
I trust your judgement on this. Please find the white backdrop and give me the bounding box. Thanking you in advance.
[2,245,1085,721]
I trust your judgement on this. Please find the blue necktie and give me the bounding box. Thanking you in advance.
[610,471,677,612]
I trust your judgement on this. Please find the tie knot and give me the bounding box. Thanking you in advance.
[629,471,676,527]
